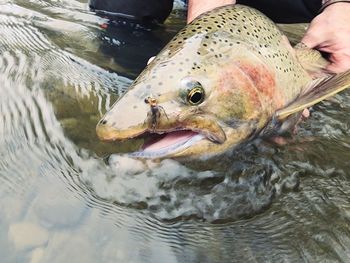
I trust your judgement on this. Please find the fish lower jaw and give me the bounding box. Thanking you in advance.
[130,130,206,158]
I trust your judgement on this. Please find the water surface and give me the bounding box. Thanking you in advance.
[1,1,350,262]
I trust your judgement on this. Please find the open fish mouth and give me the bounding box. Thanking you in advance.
[96,118,224,158]
[129,130,205,158]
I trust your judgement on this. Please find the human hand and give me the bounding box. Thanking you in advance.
[302,3,350,73]
[187,0,236,23]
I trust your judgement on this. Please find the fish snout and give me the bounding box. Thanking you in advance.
[96,116,146,141]
[96,119,120,141]
[96,99,150,141]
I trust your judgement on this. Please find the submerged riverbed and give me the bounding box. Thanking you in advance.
[1,0,350,262]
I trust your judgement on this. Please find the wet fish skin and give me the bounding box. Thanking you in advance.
[96,5,348,158]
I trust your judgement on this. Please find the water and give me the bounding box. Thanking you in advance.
[1,1,350,262]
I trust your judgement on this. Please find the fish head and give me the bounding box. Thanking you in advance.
[97,30,269,158]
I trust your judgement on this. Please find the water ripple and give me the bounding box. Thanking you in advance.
[1,1,350,262]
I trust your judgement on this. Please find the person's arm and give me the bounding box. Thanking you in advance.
[302,1,350,73]
[187,0,236,23]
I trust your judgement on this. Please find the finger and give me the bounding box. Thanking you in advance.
[327,63,349,73]
[326,54,350,73]
[301,30,324,49]
[302,108,310,119]
[301,22,328,49]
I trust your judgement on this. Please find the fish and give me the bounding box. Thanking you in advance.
[96,4,350,159]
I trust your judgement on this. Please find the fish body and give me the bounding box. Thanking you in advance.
[96,5,350,158]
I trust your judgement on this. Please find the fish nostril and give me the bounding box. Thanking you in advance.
[99,119,107,125]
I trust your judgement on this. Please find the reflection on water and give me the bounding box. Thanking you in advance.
[1,0,350,262]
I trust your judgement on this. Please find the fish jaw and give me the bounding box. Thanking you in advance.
[96,101,229,156]
[131,121,258,159]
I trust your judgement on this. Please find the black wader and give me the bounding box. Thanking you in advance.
[89,0,322,23]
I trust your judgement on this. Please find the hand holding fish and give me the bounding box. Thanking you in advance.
[302,2,350,73]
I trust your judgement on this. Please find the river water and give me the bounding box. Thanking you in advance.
[1,1,350,262]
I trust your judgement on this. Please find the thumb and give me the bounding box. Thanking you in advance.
[302,31,322,49]
[301,23,327,49]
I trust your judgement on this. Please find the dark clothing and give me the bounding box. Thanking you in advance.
[89,0,322,23]
[237,0,322,23]
[89,0,173,23]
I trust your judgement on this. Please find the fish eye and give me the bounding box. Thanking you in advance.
[187,86,205,105]
[180,78,205,106]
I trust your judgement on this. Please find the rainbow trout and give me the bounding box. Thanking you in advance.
[96,5,350,158]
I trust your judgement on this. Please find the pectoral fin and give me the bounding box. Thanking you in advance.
[276,70,350,121]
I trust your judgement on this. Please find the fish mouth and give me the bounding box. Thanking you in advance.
[130,130,205,158]
[97,114,227,158]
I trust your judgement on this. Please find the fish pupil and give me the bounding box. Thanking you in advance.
[188,88,204,105]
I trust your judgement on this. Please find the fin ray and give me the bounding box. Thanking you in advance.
[276,70,350,120]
